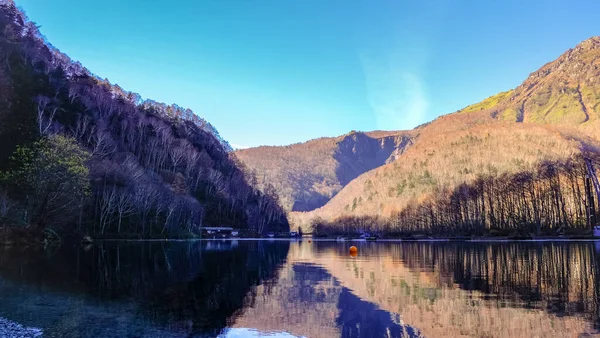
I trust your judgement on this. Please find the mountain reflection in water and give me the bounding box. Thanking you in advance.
[0,240,599,337]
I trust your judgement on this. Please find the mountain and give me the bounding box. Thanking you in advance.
[451,36,600,129]
[0,1,288,239]
[288,37,600,233]
[234,130,415,212]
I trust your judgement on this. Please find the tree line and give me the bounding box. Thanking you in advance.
[313,155,600,237]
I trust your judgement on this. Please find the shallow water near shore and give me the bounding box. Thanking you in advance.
[1,240,600,337]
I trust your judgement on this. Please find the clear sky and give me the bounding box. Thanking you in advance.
[16,0,600,148]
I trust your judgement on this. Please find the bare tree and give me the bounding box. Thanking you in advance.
[115,189,134,233]
[35,95,59,135]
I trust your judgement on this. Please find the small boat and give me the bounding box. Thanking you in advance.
[267,232,275,238]
[336,237,346,242]
[365,236,378,241]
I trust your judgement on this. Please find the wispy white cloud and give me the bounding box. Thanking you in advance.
[359,53,428,130]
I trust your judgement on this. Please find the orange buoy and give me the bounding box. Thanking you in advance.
[349,246,358,256]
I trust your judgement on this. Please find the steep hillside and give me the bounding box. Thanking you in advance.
[499,36,600,126]
[0,2,288,238]
[292,37,600,232]
[235,130,415,211]
[455,36,600,129]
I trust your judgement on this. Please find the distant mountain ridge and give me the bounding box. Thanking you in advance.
[235,130,415,211]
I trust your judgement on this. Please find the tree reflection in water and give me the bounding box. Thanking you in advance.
[0,240,290,337]
[303,241,600,337]
[0,241,600,337]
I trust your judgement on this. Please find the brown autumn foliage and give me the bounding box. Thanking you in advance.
[290,37,600,233]
[310,155,600,237]
[235,130,415,212]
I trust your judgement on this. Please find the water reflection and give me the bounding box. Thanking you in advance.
[232,261,422,337]
[0,240,599,337]
[0,241,289,337]
[302,241,600,337]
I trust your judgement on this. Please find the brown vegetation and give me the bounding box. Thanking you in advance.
[235,130,414,211]
[289,37,600,234]
[311,155,600,237]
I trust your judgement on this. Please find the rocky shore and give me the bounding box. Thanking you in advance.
[0,317,42,337]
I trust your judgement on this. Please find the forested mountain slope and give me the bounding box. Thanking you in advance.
[0,1,288,239]
[235,130,415,212]
[292,37,600,235]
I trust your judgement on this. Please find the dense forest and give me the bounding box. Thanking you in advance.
[313,155,600,237]
[0,1,288,241]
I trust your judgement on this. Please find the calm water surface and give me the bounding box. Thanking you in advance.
[0,240,600,337]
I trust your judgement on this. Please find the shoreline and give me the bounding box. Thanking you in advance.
[5,230,599,245]
[94,237,600,243]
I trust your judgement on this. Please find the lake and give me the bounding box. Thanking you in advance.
[0,240,599,337]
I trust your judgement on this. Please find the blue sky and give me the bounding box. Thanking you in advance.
[17,0,600,148]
